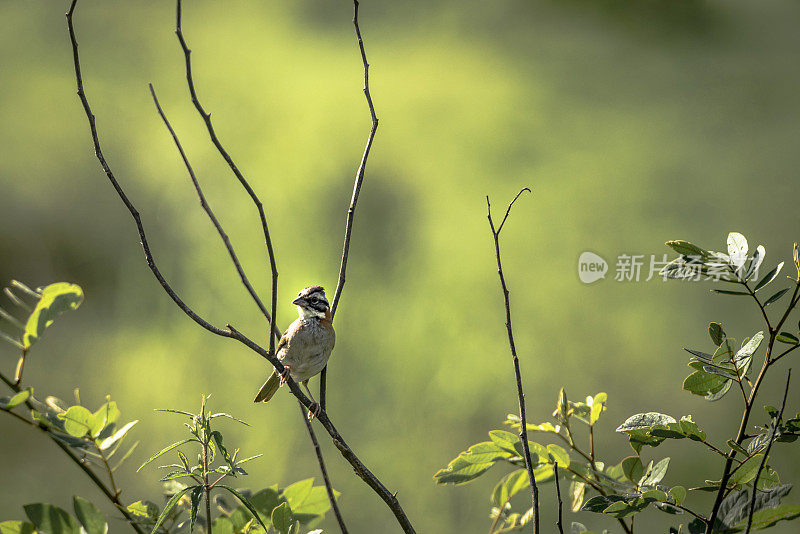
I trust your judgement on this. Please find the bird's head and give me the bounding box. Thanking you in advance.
[292,286,330,319]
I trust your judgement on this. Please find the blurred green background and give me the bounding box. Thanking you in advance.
[2,0,799,532]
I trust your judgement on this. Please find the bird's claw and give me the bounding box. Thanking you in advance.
[279,365,291,386]
[307,402,321,421]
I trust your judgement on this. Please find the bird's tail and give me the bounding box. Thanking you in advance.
[253,371,281,403]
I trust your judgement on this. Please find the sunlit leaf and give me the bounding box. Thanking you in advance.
[754,262,784,291]
[58,406,95,438]
[137,438,198,472]
[22,283,83,349]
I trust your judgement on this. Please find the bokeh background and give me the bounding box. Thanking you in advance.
[2,0,799,532]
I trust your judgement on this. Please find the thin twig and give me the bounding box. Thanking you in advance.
[745,369,791,534]
[553,461,564,534]
[173,0,281,350]
[67,3,414,531]
[321,0,380,410]
[487,187,539,534]
[149,82,275,345]
[298,401,349,534]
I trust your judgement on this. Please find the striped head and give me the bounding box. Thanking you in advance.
[292,286,329,319]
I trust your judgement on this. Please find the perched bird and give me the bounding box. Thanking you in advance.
[253,286,335,419]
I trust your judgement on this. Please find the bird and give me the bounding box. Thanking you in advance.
[253,285,335,420]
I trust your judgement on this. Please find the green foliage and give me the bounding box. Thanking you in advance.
[135,397,337,533]
[0,497,109,534]
[439,233,800,533]
[0,281,84,350]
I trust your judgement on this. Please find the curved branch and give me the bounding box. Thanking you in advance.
[148,84,270,333]
[298,401,349,534]
[320,0,380,410]
[174,0,281,352]
[66,4,414,531]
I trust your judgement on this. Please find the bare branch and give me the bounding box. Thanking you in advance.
[553,462,564,534]
[320,0,381,410]
[67,3,414,530]
[148,83,272,338]
[487,188,539,534]
[174,0,281,350]
[745,369,791,534]
[67,0,227,339]
[298,401,349,534]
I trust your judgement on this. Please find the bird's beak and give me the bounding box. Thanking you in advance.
[292,296,304,306]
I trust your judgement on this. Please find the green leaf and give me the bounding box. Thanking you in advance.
[91,402,120,437]
[709,322,726,346]
[137,438,198,472]
[149,486,195,533]
[58,406,95,438]
[489,430,521,455]
[547,444,570,468]
[666,240,709,258]
[755,466,781,490]
[434,441,511,485]
[590,393,607,425]
[764,288,790,306]
[602,497,651,518]
[98,420,137,450]
[754,262,784,291]
[211,431,235,471]
[216,485,269,533]
[0,521,37,534]
[776,332,800,345]
[745,245,766,281]
[639,457,670,487]
[745,504,800,530]
[270,502,293,534]
[711,289,749,296]
[730,454,764,486]
[679,417,707,441]
[249,487,281,517]
[189,486,203,532]
[24,503,81,533]
[683,370,729,399]
[491,469,530,507]
[705,380,733,402]
[735,331,763,361]
[211,518,235,534]
[569,481,586,512]
[727,233,749,268]
[282,481,338,519]
[126,501,159,520]
[669,486,686,506]
[581,495,627,513]
[621,456,644,483]
[1,388,32,410]
[616,413,677,432]
[22,283,84,349]
[727,440,749,456]
[209,413,250,426]
[72,497,107,534]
